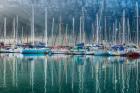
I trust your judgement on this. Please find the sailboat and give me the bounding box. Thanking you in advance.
[108,10,127,56]
[51,22,70,54]
[87,13,108,56]
[0,17,10,53]
[70,13,86,55]
[11,16,23,53]
[0,17,21,53]
[126,2,140,58]
[22,6,50,54]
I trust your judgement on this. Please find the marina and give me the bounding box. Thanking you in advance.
[0,0,140,93]
[0,2,140,58]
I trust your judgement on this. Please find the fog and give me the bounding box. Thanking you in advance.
[0,0,139,42]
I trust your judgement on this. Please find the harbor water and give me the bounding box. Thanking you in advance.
[0,54,139,93]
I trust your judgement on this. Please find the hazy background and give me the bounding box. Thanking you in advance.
[0,0,139,43]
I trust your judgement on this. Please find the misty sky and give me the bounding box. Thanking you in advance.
[0,0,140,42]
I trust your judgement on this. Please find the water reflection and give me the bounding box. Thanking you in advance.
[0,54,139,93]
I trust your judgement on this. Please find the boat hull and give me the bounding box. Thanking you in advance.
[126,52,140,59]
[70,50,86,55]
[22,48,49,54]
[93,50,108,56]
[108,51,126,56]
[0,48,22,53]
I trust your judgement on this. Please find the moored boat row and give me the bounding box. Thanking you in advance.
[0,3,140,60]
[2,42,140,57]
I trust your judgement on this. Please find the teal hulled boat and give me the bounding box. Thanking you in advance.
[22,48,51,54]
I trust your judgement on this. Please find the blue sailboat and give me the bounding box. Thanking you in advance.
[108,45,126,56]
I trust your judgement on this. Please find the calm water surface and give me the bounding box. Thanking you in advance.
[0,54,139,93]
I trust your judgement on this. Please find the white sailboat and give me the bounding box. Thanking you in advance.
[87,13,108,56]
[0,17,8,53]
[51,23,70,54]
[12,16,23,53]
[51,16,71,54]
[70,15,86,55]
[0,17,18,53]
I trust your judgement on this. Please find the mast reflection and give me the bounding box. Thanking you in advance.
[0,54,139,93]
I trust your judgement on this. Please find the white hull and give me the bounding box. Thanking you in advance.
[108,50,126,56]
[51,49,69,54]
[0,48,22,53]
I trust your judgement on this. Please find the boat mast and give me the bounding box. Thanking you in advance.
[59,16,62,45]
[127,19,130,43]
[16,16,18,45]
[136,2,139,47]
[13,17,16,45]
[31,5,35,46]
[65,24,68,46]
[82,7,85,43]
[119,23,121,43]
[80,16,82,43]
[72,17,75,46]
[113,23,115,44]
[21,26,24,44]
[96,14,99,44]
[45,7,48,46]
[51,18,54,46]
[104,0,107,43]
[4,17,7,44]
[115,20,118,44]
[104,16,107,42]
[122,10,125,44]
[92,23,94,43]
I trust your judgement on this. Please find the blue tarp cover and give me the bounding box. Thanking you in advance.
[111,45,124,51]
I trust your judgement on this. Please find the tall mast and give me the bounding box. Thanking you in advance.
[65,24,68,46]
[21,26,24,43]
[4,17,7,44]
[122,10,125,44]
[127,19,130,43]
[45,7,48,46]
[16,16,18,44]
[104,16,107,42]
[59,16,62,45]
[13,17,16,45]
[113,23,115,44]
[136,2,139,46]
[115,20,117,44]
[31,5,35,46]
[96,14,99,44]
[80,16,82,43]
[72,17,75,46]
[92,23,94,43]
[104,0,107,42]
[82,7,85,43]
[51,18,54,46]
[119,23,121,43]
